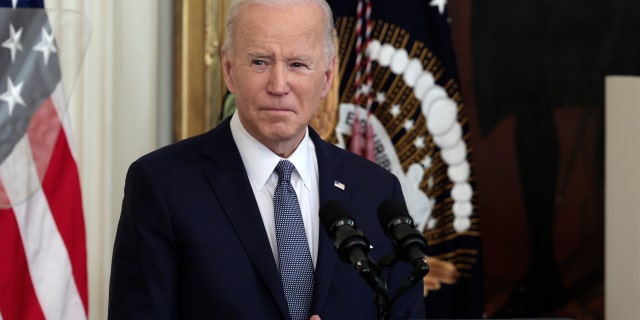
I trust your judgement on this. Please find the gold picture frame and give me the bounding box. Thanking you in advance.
[173,0,233,141]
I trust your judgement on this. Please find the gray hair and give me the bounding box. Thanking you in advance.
[221,0,336,64]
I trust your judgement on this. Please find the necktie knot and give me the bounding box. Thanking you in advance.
[275,160,294,182]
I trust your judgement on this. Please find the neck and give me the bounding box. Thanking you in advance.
[268,132,305,158]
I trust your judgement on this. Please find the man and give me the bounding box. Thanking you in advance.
[108,0,425,319]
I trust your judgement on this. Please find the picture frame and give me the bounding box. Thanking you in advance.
[172,0,232,141]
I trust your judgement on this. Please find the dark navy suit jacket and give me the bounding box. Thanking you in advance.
[108,117,425,319]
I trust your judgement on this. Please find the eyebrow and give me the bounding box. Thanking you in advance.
[289,55,313,63]
[247,51,271,60]
[247,50,314,63]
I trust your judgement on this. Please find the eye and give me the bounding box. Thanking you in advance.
[250,59,269,72]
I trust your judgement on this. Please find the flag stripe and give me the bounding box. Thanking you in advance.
[0,86,86,320]
[0,90,86,320]
[27,84,88,313]
[0,204,45,320]
[12,178,86,320]
[12,176,85,320]
[39,96,88,313]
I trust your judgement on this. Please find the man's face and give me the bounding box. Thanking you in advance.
[222,3,334,157]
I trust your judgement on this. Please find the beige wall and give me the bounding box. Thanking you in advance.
[606,76,640,320]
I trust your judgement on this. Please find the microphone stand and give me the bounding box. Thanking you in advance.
[352,257,390,320]
[376,252,430,317]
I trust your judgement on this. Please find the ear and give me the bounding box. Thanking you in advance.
[320,56,336,98]
[222,49,236,93]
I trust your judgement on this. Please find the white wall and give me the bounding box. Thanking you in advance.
[46,1,171,319]
[606,76,640,320]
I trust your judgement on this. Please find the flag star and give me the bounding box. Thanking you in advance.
[359,83,371,96]
[375,91,386,104]
[2,24,24,63]
[34,28,57,65]
[429,0,447,15]
[421,156,433,168]
[390,104,401,117]
[1,77,26,115]
[414,136,426,149]
[427,217,438,230]
[403,119,415,131]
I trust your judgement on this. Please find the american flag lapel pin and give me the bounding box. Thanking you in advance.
[333,180,345,190]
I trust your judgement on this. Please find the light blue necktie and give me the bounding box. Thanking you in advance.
[274,160,314,320]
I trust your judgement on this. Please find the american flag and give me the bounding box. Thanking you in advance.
[0,1,87,319]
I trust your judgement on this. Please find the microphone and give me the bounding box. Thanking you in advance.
[377,199,430,304]
[319,200,387,296]
[377,199,429,270]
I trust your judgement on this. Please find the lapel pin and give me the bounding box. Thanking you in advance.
[333,180,345,190]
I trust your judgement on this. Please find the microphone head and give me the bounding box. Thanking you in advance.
[319,200,371,263]
[319,200,356,238]
[377,199,429,262]
[377,199,414,231]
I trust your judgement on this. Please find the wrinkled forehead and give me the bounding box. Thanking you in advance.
[234,3,327,53]
[236,2,326,32]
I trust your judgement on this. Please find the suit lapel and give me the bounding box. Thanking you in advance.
[201,119,290,318]
[309,129,351,314]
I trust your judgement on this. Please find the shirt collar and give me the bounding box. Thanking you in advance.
[230,111,313,191]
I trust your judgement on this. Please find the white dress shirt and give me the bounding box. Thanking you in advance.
[230,112,320,267]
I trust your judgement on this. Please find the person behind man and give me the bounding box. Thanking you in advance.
[108,0,425,318]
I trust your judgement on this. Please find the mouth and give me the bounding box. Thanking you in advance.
[262,106,295,114]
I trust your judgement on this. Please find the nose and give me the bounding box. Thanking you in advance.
[266,63,290,96]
